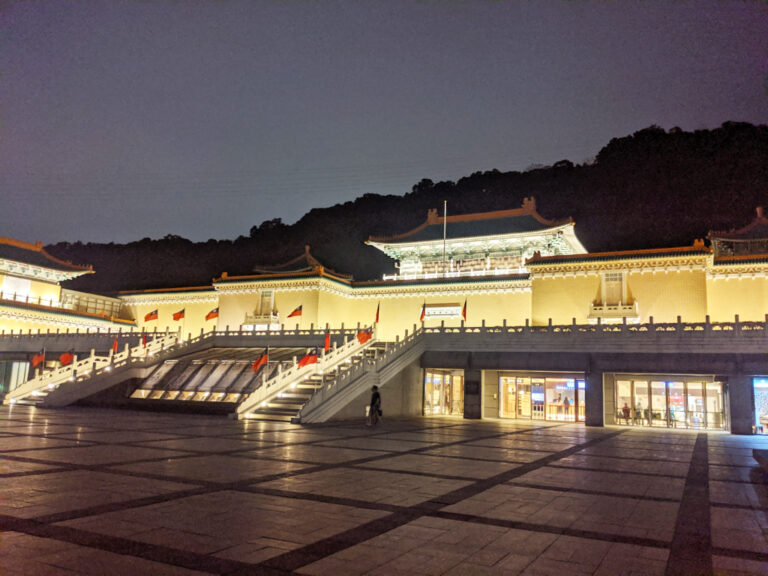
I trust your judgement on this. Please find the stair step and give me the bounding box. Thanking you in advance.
[247,413,295,422]
[267,400,304,410]
[255,407,299,416]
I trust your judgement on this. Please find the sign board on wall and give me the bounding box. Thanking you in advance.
[424,303,462,319]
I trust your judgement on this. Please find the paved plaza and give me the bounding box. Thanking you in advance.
[0,407,766,575]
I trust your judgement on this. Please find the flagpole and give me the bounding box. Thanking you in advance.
[443,199,447,275]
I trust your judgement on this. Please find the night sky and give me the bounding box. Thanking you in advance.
[2,1,766,244]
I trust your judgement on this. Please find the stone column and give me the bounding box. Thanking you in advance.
[724,374,755,435]
[464,368,482,419]
[585,370,604,427]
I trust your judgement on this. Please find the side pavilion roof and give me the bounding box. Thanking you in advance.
[708,207,768,240]
[0,237,93,281]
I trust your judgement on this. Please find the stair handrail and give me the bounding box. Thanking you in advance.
[4,331,188,404]
[299,327,425,420]
[236,327,377,418]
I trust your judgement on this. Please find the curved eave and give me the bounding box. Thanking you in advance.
[713,254,768,266]
[0,237,94,274]
[366,200,570,244]
[708,216,768,241]
[352,273,531,289]
[0,260,93,284]
[368,222,578,256]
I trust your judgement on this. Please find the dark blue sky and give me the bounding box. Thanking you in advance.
[2,1,766,243]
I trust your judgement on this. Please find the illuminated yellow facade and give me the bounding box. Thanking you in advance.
[0,237,133,334]
[4,202,768,433]
[4,204,768,341]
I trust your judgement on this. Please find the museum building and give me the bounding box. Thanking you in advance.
[2,198,768,434]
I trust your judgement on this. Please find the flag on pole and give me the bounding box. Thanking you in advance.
[144,309,158,322]
[31,349,45,368]
[205,307,219,321]
[357,327,373,344]
[287,305,303,318]
[173,309,185,321]
[58,351,74,366]
[142,333,147,348]
[112,337,118,353]
[420,302,426,322]
[375,302,380,324]
[251,349,269,372]
[462,298,467,322]
[298,348,318,367]
[324,330,330,353]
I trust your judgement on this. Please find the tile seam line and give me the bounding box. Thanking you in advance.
[255,429,627,573]
[18,425,571,525]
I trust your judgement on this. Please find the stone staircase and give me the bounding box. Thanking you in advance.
[236,333,384,422]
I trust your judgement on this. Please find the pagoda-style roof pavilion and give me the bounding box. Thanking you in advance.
[251,245,353,279]
[0,237,93,283]
[366,197,586,280]
[708,207,768,256]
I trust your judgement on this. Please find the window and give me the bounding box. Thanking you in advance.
[602,272,624,305]
[258,291,273,315]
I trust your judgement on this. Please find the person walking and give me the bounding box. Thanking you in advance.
[367,385,382,426]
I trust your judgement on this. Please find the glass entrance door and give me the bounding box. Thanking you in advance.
[531,379,546,420]
[615,376,725,430]
[424,370,463,416]
[650,380,667,427]
[517,378,531,418]
[500,376,517,418]
[668,381,686,427]
[686,382,705,429]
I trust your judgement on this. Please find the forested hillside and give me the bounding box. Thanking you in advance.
[48,122,768,294]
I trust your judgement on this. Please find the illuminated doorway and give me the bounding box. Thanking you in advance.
[499,373,585,422]
[424,370,464,416]
[615,375,725,430]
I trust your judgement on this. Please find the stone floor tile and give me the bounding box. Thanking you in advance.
[713,555,768,576]
[111,453,307,482]
[0,532,212,575]
[8,444,189,466]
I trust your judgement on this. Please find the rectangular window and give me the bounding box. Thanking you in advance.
[603,272,624,305]
[258,291,273,315]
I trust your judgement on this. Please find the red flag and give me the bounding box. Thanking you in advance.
[172,309,185,321]
[251,350,269,372]
[142,333,147,348]
[462,298,467,322]
[144,309,158,322]
[112,338,118,353]
[420,302,426,322]
[58,352,74,366]
[375,302,380,324]
[31,350,45,368]
[357,327,373,344]
[298,349,318,367]
[205,307,219,321]
[324,330,330,353]
[287,305,302,318]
